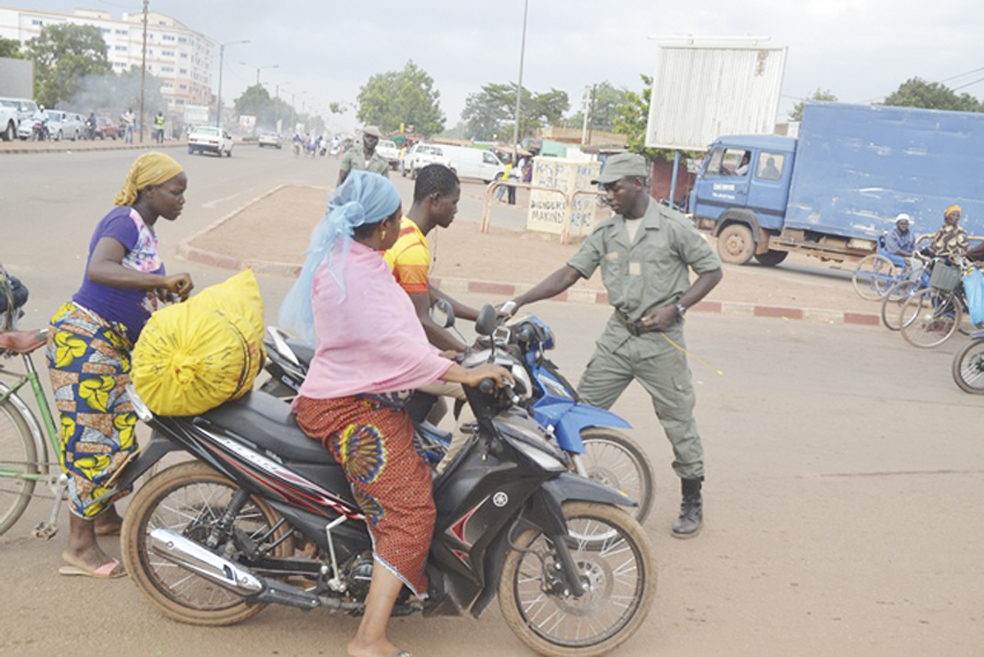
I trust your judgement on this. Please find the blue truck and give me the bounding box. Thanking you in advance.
[689,102,984,265]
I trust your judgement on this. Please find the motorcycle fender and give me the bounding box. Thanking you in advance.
[542,472,637,509]
[550,404,632,453]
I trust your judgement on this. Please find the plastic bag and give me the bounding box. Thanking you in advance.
[962,267,984,328]
[131,270,266,415]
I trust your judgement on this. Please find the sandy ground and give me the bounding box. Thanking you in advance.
[189,184,878,315]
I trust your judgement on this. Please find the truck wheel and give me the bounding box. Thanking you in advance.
[717,224,756,265]
[754,250,788,266]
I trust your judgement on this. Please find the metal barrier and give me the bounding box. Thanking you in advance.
[481,181,606,245]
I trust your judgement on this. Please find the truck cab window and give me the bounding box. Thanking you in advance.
[756,153,785,180]
[706,148,752,176]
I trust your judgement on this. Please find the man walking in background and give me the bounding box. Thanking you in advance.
[337,125,390,185]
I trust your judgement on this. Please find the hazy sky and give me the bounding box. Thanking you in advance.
[18,0,984,133]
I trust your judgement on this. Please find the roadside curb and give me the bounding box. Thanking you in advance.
[178,205,882,327]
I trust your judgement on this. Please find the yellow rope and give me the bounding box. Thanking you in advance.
[659,332,724,377]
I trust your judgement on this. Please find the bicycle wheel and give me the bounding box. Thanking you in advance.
[852,255,897,301]
[900,289,961,348]
[953,338,984,394]
[0,397,38,535]
[881,280,919,331]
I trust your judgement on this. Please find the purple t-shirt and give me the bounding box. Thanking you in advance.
[73,206,165,342]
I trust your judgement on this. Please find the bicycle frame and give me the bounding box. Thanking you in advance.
[0,349,70,538]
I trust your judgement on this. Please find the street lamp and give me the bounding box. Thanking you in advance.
[217,39,250,128]
[512,0,529,163]
[240,61,279,86]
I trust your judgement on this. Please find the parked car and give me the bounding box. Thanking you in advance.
[403,143,452,178]
[376,139,400,170]
[257,131,282,149]
[12,99,38,139]
[0,98,19,141]
[46,110,84,141]
[94,117,119,140]
[187,126,233,157]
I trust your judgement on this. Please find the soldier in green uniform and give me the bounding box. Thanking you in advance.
[503,152,723,538]
[337,125,390,185]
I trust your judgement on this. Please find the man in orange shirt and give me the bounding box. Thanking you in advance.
[384,164,478,352]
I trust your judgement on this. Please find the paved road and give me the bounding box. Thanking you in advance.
[2,148,983,656]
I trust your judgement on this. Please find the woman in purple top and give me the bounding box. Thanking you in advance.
[46,152,194,578]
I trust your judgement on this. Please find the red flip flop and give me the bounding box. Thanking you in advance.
[58,558,126,579]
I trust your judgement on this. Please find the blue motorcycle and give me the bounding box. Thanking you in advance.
[262,315,655,525]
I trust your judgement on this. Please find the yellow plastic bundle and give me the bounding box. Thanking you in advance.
[131,269,266,416]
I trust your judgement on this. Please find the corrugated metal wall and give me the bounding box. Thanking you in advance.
[646,46,787,151]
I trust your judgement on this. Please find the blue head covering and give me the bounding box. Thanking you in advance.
[279,171,401,343]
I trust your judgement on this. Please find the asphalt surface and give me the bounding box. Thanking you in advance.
[1,144,982,656]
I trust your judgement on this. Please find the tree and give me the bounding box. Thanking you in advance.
[25,24,111,108]
[460,83,569,141]
[0,37,24,59]
[613,74,678,161]
[788,88,838,122]
[883,77,983,112]
[565,81,629,132]
[357,60,445,136]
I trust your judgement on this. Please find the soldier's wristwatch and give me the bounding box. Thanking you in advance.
[674,302,687,320]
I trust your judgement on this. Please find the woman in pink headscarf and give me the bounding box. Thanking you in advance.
[281,171,511,657]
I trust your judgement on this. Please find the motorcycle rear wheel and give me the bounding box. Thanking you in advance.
[499,501,656,657]
[579,428,654,526]
[952,338,984,394]
[121,461,291,626]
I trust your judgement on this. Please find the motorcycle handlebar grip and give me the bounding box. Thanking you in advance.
[478,378,496,394]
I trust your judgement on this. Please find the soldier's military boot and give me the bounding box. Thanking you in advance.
[671,478,703,539]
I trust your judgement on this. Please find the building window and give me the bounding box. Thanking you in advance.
[179,84,187,90]
[163,35,174,41]
[161,66,174,73]
[116,29,127,35]
[162,51,174,57]
[115,45,127,51]
[32,20,42,26]
[179,69,187,75]
[101,28,110,34]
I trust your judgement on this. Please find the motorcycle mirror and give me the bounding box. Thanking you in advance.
[475,304,498,336]
[431,298,455,329]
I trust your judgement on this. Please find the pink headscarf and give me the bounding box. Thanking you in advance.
[295,241,452,400]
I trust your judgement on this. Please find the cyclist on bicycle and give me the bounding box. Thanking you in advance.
[926,205,969,261]
[883,213,916,267]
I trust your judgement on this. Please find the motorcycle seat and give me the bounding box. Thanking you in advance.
[202,391,334,464]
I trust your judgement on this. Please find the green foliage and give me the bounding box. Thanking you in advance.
[356,60,445,136]
[883,77,983,112]
[233,84,311,131]
[565,81,629,132]
[25,24,111,108]
[613,74,678,162]
[788,88,838,122]
[0,37,24,59]
[461,83,569,141]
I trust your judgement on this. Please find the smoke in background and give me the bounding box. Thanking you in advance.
[62,67,166,122]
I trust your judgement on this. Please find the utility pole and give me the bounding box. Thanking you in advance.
[139,0,148,143]
[216,40,250,128]
[580,85,592,145]
[511,0,529,164]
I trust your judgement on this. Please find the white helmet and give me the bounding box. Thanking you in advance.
[895,213,912,225]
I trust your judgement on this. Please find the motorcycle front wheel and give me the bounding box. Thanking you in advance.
[121,461,291,626]
[578,428,654,526]
[499,501,656,657]
[952,338,984,394]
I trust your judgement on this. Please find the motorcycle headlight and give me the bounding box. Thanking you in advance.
[510,364,533,401]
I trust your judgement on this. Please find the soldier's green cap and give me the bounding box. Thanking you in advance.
[592,152,648,184]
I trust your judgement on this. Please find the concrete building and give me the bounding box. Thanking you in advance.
[0,6,213,119]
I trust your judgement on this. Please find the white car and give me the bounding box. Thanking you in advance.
[0,98,18,141]
[403,143,452,178]
[188,126,233,157]
[257,132,282,149]
[46,110,84,141]
[375,139,400,170]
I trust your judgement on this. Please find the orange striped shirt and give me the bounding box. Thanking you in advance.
[383,216,430,294]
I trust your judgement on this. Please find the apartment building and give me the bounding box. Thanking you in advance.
[0,6,213,119]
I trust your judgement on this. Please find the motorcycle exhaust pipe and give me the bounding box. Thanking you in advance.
[149,527,265,596]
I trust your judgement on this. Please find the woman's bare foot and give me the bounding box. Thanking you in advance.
[64,514,121,573]
[347,637,402,657]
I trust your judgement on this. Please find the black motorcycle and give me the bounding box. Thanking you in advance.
[120,307,656,656]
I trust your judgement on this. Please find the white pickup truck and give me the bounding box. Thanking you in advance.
[0,98,20,141]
